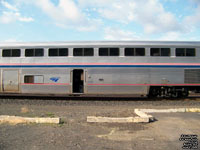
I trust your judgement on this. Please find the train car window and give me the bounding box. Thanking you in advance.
[74,48,94,56]
[2,49,20,57]
[2,49,11,57]
[49,48,68,56]
[161,48,170,56]
[186,48,195,56]
[74,48,83,56]
[135,48,145,56]
[125,48,145,56]
[151,48,160,56]
[99,48,119,56]
[25,48,44,57]
[35,49,44,56]
[99,48,109,56]
[24,76,34,83]
[125,48,134,56]
[34,75,44,83]
[151,48,170,56]
[176,48,195,57]
[25,49,34,57]
[59,48,68,56]
[84,48,94,56]
[49,48,57,56]
[176,48,185,56]
[24,75,44,83]
[110,48,119,56]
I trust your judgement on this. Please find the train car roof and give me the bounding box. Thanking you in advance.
[0,41,200,48]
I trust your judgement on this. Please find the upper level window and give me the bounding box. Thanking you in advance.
[99,48,119,56]
[73,48,94,56]
[2,49,20,57]
[25,48,44,57]
[176,48,195,57]
[151,48,170,56]
[49,48,68,57]
[125,48,145,56]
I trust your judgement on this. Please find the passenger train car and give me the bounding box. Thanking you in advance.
[0,41,200,98]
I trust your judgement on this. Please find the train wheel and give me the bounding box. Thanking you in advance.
[148,88,159,98]
[180,91,189,98]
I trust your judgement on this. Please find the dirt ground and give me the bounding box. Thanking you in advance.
[0,98,200,150]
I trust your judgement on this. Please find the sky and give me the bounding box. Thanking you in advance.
[0,0,200,42]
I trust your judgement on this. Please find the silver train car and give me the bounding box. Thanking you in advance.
[0,41,200,98]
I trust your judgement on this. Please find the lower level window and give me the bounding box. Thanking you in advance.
[24,75,44,83]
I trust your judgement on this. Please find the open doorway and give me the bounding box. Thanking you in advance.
[73,69,84,93]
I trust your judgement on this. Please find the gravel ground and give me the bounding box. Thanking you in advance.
[0,96,199,150]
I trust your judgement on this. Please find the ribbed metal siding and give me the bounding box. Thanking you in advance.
[185,69,200,83]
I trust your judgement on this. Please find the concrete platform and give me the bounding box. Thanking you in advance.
[0,115,61,125]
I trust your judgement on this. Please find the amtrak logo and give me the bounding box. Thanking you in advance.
[50,77,60,82]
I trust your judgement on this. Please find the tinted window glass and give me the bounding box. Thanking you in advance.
[151,48,160,56]
[49,48,58,56]
[49,48,68,56]
[59,48,68,56]
[135,48,145,56]
[2,49,20,57]
[186,48,195,56]
[12,49,20,57]
[99,48,109,56]
[161,48,170,56]
[125,48,134,56]
[176,48,185,56]
[84,48,93,56]
[24,76,34,83]
[2,49,11,57]
[25,49,34,57]
[74,48,83,56]
[35,49,44,56]
[110,48,119,56]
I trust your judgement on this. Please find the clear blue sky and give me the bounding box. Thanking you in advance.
[0,0,200,42]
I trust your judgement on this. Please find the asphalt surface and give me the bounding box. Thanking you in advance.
[0,97,199,150]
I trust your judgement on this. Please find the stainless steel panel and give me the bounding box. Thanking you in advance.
[3,70,19,92]
[21,85,70,94]
[87,86,148,94]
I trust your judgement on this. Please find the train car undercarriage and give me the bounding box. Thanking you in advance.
[147,86,200,98]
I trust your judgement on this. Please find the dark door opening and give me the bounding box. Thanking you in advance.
[73,69,84,93]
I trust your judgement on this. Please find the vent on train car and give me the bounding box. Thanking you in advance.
[184,69,200,83]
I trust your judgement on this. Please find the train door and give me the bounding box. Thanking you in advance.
[72,69,84,93]
[2,70,19,92]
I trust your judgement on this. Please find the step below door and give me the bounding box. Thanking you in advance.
[3,70,19,92]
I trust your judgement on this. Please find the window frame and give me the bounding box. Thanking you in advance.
[2,49,21,57]
[99,48,120,56]
[176,48,196,57]
[24,75,44,84]
[124,48,145,56]
[150,48,171,57]
[48,48,68,57]
[25,48,44,57]
[73,48,94,56]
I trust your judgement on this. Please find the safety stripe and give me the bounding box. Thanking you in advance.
[88,84,200,86]
[21,83,200,86]
[21,83,70,85]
